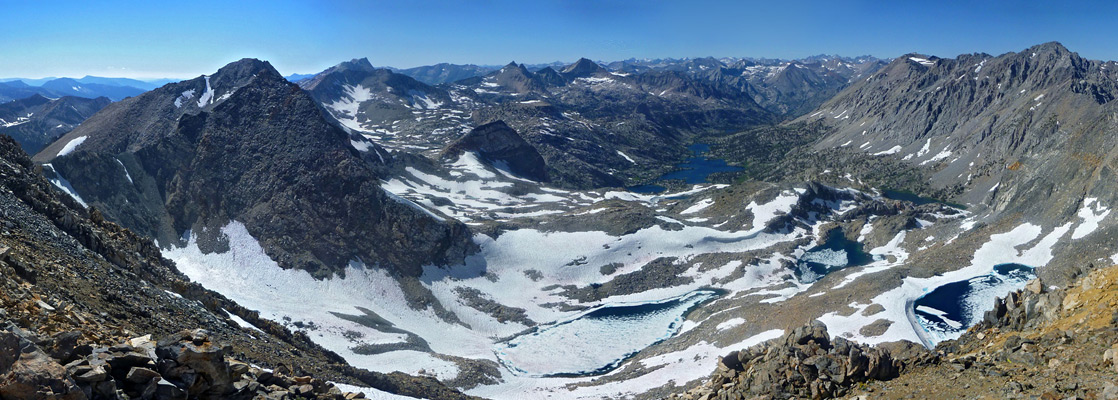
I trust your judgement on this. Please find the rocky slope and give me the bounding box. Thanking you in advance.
[0,134,474,399]
[671,322,934,400]
[33,58,473,280]
[840,263,1118,399]
[791,42,1118,287]
[0,94,110,154]
[677,262,1118,400]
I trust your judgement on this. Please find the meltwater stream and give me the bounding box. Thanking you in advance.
[495,290,721,377]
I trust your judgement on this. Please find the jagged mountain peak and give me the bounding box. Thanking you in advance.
[1025,41,1070,55]
[561,57,608,78]
[211,58,283,82]
[335,57,377,72]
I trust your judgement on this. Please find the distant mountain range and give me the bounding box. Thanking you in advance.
[0,75,167,101]
[298,54,878,188]
[0,93,110,154]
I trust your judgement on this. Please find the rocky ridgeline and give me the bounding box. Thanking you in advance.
[671,322,934,400]
[0,324,366,400]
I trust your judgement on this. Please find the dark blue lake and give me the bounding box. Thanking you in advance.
[629,143,743,194]
[795,229,878,283]
[913,263,1035,342]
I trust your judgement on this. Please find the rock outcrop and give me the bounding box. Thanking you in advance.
[0,324,369,400]
[673,321,934,400]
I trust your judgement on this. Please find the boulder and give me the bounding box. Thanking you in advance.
[156,329,233,398]
[0,329,85,400]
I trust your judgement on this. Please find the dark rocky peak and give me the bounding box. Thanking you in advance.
[329,57,377,74]
[32,59,279,160]
[493,61,532,77]
[32,57,473,279]
[210,58,283,87]
[535,66,566,87]
[479,62,548,94]
[441,120,549,182]
[1025,41,1071,58]
[561,57,609,79]
[901,53,939,68]
[300,57,435,96]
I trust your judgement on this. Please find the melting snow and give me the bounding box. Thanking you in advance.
[681,198,714,215]
[197,76,215,108]
[42,164,88,208]
[56,136,88,157]
[174,89,195,108]
[115,159,133,184]
[715,317,746,331]
[872,145,902,156]
[1072,198,1110,239]
[908,57,935,67]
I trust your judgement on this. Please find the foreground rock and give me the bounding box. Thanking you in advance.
[673,321,934,400]
[0,324,366,400]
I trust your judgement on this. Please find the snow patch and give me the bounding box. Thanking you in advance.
[197,76,214,108]
[42,164,87,208]
[56,136,88,157]
[1072,198,1110,240]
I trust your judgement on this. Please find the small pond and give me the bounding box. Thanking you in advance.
[913,263,1035,343]
[628,143,743,194]
[495,290,721,377]
[795,229,879,283]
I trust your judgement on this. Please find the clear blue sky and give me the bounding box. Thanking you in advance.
[3,0,1117,79]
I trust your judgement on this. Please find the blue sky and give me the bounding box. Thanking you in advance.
[3,0,1117,79]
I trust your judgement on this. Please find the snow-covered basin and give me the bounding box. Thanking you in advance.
[496,290,721,377]
[161,184,816,398]
[818,222,1070,347]
[912,263,1035,342]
